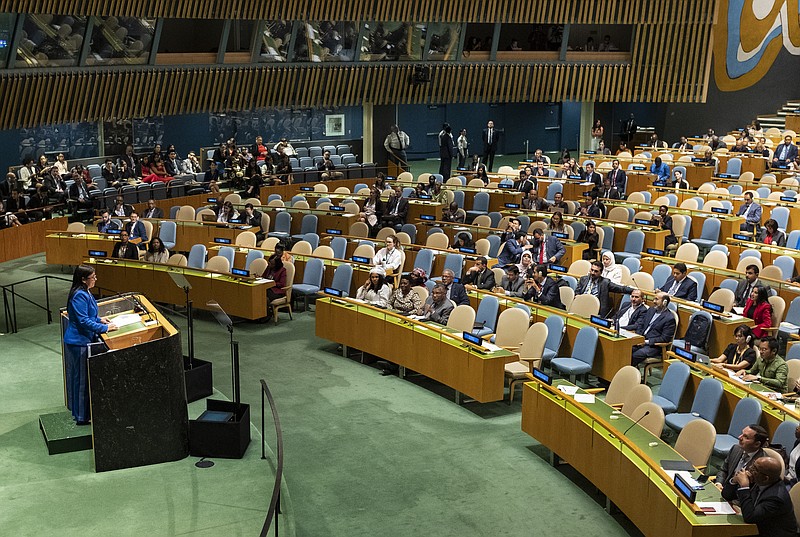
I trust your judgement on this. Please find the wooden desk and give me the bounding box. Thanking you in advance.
[786,114,800,134]
[716,153,768,179]
[726,237,800,274]
[85,258,274,320]
[315,297,516,403]
[148,219,258,253]
[0,217,67,262]
[46,231,124,265]
[521,379,754,537]
[602,200,744,241]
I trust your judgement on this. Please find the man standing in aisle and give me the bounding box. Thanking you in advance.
[482,120,500,172]
[384,124,410,171]
[438,123,455,179]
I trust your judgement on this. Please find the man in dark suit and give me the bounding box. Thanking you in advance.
[631,292,676,366]
[441,268,469,306]
[112,230,140,260]
[737,191,762,233]
[583,162,602,189]
[606,159,627,193]
[124,211,148,249]
[481,120,500,172]
[108,195,134,218]
[735,456,797,536]
[575,260,633,317]
[529,228,566,265]
[614,288,647,329]
[438,123,455,178]
[597,177,620,200]
[381,186,409,229]
[715,424,768,502]
[96,210,119,234]
[660,262,698,301]
[142,199,164,220]
[462,256,496,290]
[735,265,766,308]
[164,150,184,176]
[586,193,605,219]
[525,264,564,309]
[773,134,799,168]
[498,231,531,268]
[521,189,549,211]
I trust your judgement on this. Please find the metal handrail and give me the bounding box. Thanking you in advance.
[259,378,284,537]
[1,275,72,333]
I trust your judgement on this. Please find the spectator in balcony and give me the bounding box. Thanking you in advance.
[274,154,292,185]
[18,157,37,192]
[591,119,604,151]
[318,150,343,181]
[457,128,469,169]
[6,189,29,223]
[142,155,171,183]
[598,34,617,51]
[101,159,121,188]
[55,152,70,177]
[28,186,53,220]
[507,39,522,51]
[164,150,185,177]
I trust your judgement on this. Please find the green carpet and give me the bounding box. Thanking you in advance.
[0,248,642,536]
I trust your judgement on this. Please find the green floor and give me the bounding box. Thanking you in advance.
[1,250,643,536]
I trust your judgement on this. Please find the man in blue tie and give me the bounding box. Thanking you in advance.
[773,134,798,168]
[631,292,676,366]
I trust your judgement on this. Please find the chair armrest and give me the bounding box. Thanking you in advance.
[609,403,624,409]
[584,388,605,394]
[654,342,672,347]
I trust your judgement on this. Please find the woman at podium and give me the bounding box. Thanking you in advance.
[64,265,118,425]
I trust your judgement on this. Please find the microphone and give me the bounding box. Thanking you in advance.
[624,410,650,435]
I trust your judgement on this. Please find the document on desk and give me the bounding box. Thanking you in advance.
[574,393,596,404]
[110,313,142,328]
[558,385,579,396]
[695,502,736,515]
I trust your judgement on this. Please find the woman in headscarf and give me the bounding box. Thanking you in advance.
[600,250,622,284]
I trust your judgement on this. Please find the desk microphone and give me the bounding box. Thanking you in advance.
[624,410,650,435]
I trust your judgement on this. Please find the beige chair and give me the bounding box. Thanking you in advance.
[760,174,777,185]
[356,188,371,196]
[634,211,653,223]
[195,208,216,222]
[249,257,268,277]
[642,310,679,381]
[492,267,506,285]
[472,214,492,228]
[559,286,575,311]
[697,182,716,193]
[619,264,633,286]
[674,419,716,469]
[787,359,800,391]
[679,199,699,210]
[505,322,548,403]
[446,177,463,186]
[261,237,280,251]
[376,227,395,241]
[618,151,632,158]
[702,200,723,211]
[313,183,328,192]
[260,213,271,233]
[412,285,428,304]
[244,197,261,206]
[468,178,486,187]
[569,294,600,317]
[271,262,295,324]
[417,173,432,184]
[493,307,530,350]
[349,222,369,237]
[674,243,699,263]
[475,238,491,256]
[593,365,641,406]
[497,165,516,175]
[712,187,730,196]
[669,215,689,252]
[334,186,351,194]
[629,402,666,437]
[781,177,800,187]
[735,256,763,272]
[293,200,310,209]
[353,243,376,259]
[446,305,476,333]
[317,202,333,211]
[768,295,786,329]
[291,241,313,255]
[267,199,285,207]
[313,245,334,258]
[677,155,693,163]
[67,222,86,232]
[763,447,786,479]
[139,220,154,249]
[790,483,800,526]
[343,203,360,215]
[760,265,783,281]
[620,384,652,417]
[235,231,257,247]
[707,288,735,312]
[397,172,414,183]
[176,205,196,221]
[652,196,670,207]
[206,255,230,273]
[224,193,241,204]
[630,271,654,291]
[738,171,755,183]
[627,192,646,204]
[568,259,591,276]
[426,233,449,249]
[528,221,547,232]
[167,253,187,266]
[702,250,728,268]
[396,232,413,246]
[607,206,631,222]
[768,191,784,201]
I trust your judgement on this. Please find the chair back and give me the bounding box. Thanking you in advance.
[376,227,395,241]
[543,315,565,361]
[491,267,506,285]
[472,192,490,212]
[690,377,724,422]
[627,271,652,291]
[187,244,207,269]
[235,231,257,247]
[774,420,800,452]
[472,214,492,228]
[176,205,195,221]
[206,255,230,273]
[735,256,763,273]
[330,237,347,259]
[352,243,375,259]
[313,245,335,259]
[559,286,575,310]
[494,307,530,348]
[622,257,641,274]
[303,232,320,249]
[702,250,728,268]
[607,207,630,222]
[679,199,699,210]
[651,264,672,289]
[785,296,800,325]
[331,263,353,296]
[658,361,691,409]
[442,253,465,280]
[447,305,476,333]
[604,366,642,406]
[773,255,796,280]
[475,238,491,256]
[759,264,782,281]
[629,402,665,437]
[272,211,291,233]
[763,447,786,479]
[245,249,264,271]
[707,288,735,311]
[568,259,591,276]
[217,246,235,268]
[571,326,599,367]
[568,294,600,317]
[623,230,645,254]
[158,220,177,248]
[725,397,763,437]
[349,221,369,237]
[67,222,86,232]
[167,253,187,266]
[621,384,653,416]
[699,217,721,241]
[260,213,271,233]
[291,241,312,255]
[517,322,548,369]
[414,249,435,275]
[426,233,449,249]
[302,258,325,286]
[674,419,716,468]
[261,237,280,251]
[413,285,429,303]
[474,295,499,332]
[627,192,646,204]
[395,232,412,246]
[249,257,268,277]
[400,223,417,242]
[675,243,699,263]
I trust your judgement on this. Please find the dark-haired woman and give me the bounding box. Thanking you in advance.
[144,237,170,264]
[759,218,786,247]
[356,266,392,307]
[64,265,117,424]
[744,286,773,339]
[710,325,757,372]
[262,253,287,321]
[577,220,600,260]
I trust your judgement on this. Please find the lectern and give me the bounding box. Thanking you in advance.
[59,293,189,472]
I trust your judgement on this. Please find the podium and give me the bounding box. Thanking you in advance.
[58,293,189,472]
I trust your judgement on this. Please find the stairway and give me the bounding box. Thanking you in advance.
[756,100,800,130]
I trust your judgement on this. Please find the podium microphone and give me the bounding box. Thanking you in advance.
[624,410,650,435]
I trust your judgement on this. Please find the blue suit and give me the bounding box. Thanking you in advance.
[774,142,799,165]
[64,288,108,423]
[498,239,525,267]
[125,220,148,247]
[660,275,698,301]
[530,236,566,264]
[631,307,676,365]
[737,201,762,233]
[650,162,670,183]
[445,282,470,306]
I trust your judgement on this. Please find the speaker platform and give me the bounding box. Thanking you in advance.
[39,411,93,455]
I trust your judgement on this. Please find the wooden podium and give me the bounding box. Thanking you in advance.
[60,294,189,472]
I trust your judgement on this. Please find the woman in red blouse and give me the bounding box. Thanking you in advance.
[142,155,172,184]
[744,285,773,339]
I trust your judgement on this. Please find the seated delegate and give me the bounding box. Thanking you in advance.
[736,336,788,391]
[462,257,495,290]
[659,263,698,301]
[112,230,139,260]
[356,266,392,308]
[388,274,422,315]
[494,265,526,298]
[421,283,455,325]
[630,292,676,366]
[710,325,757,372]
[743,285,773,339]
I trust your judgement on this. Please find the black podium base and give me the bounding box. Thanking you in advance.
[189,400,251,459]
[184,356,213,403]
